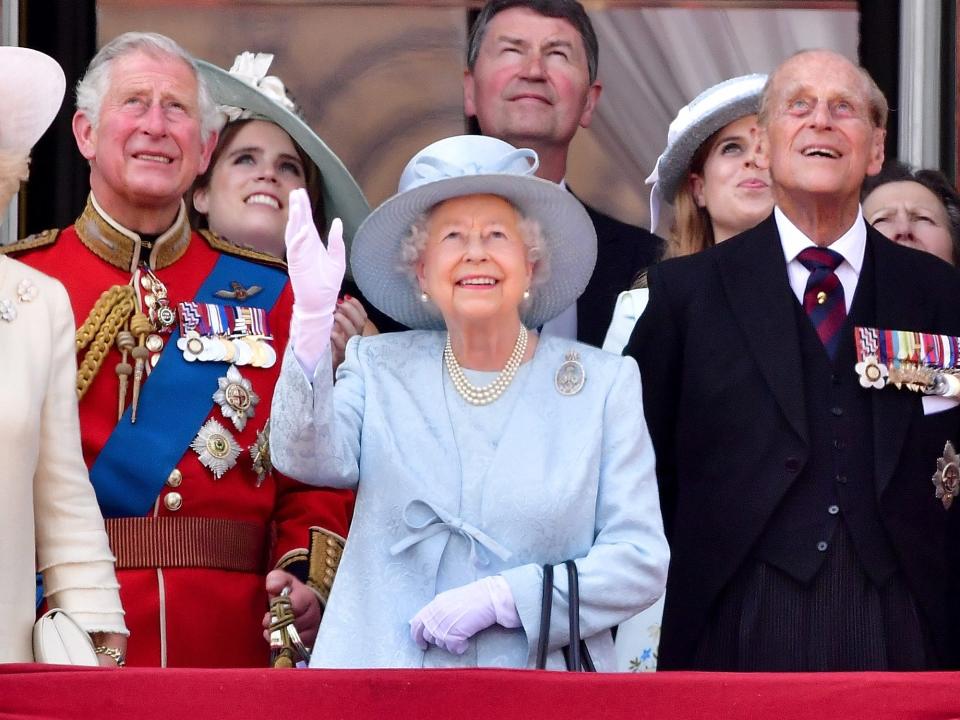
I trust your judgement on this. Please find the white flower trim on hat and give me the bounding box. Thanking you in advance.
[645,73,767,233]
[219,52,297,125]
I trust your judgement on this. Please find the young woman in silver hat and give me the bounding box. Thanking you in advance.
[269,134,668,669]
[191,53,381,370]
[603,74,773,356]
[0,47,127,665]
[604,74,773,671]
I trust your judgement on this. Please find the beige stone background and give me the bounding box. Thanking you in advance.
[97,2,858,230]
[98,1,655,227]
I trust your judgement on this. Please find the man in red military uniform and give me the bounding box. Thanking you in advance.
[4,32,351,667]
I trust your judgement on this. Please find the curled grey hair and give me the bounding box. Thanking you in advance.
[398,204,551,292]
[75,32,220,142]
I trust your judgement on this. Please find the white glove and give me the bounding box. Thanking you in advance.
[285,188,346,376]
[410,576,522,655]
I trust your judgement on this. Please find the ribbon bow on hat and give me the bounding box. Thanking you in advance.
[220,52,297,123]
[401,147,539,193]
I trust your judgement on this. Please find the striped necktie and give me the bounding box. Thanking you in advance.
[797,246,846,358]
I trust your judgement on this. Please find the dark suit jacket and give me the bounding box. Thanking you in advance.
[626,214,960,669]
[575,199,662,347]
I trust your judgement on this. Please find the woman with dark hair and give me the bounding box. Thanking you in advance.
[862,160,960,266]
[192,53,387,367]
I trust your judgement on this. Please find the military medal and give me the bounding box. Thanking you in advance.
[251,421,273,487]
[176,301,275,367]
[177,331,205,361]
[140,265,177,333]
[855,354,888,389]
[213,364,259,431]
[191,418,242,479]
[855,326,960,397]
[933,441,960,509]
[555,350,586,396]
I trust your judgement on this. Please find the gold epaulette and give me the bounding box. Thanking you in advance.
[0,228,60,256]
[198,229,288,272]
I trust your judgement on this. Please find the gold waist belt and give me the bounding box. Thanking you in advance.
[105,517,266,573]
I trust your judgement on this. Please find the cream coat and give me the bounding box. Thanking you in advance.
[0,255,125,663]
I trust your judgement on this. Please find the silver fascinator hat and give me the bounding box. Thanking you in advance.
[646,73,767,232]
[351,134,598,331]
[196,53,370,251]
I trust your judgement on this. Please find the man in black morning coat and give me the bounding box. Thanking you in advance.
[627,49,960,671]
[464,0,661,347]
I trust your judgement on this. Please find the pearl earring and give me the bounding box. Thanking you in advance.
[523,289,530,300]
[420,291,429,303]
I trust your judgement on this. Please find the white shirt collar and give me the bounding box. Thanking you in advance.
[775,205,867,275]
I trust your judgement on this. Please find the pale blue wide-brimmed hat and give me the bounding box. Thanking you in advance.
[351,134,597,330]
[646,73,767,232]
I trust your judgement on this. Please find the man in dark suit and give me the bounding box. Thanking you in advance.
[464,0,661,347]
[627,49,960,671]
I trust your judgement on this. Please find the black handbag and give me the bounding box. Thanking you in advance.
[535,560,596,671]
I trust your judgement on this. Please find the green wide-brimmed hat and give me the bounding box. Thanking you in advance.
[196,53,370,258]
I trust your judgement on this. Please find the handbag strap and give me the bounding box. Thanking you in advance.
[564,560,582,670]
[537,561,597,672]
[535,563,554,669]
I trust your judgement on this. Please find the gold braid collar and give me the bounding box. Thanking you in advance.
[75,194,192,272]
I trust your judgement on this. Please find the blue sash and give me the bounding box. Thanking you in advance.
[90,254,287,518]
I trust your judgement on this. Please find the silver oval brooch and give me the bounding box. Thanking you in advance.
[555,350,585,396]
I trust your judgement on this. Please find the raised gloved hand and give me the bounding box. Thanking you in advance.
[285,188,346,376]
[410,575,521,655]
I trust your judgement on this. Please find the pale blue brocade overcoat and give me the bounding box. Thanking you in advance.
[270,331,668,669]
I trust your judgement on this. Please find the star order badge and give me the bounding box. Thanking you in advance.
[251,421,273,488]
[555,350,586,396]
[213,364,260,431]
[932,441,960,509]
[191,418,242,480]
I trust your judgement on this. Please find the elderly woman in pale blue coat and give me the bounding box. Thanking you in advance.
[270,134,668,670]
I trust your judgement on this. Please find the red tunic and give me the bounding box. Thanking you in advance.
[15,206,353,667]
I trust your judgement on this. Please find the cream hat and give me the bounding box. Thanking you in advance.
[0,47,65,152]
[351,135,597,330]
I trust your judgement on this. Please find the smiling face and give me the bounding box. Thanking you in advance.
[689,114,772,243]
[863,180,956,265]
[192,120,306,257]
[463,7,600,152]
[73,50,215,223]
[758,51,885,218]
[416,194,533,331]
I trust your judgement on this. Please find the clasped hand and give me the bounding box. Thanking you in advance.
[410,576,521,655]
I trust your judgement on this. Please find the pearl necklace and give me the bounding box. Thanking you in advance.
[444,325,529,406]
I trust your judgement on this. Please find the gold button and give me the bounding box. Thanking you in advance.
[166,469,182,487]
[816,290,828,305]
[164,492,183,512]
